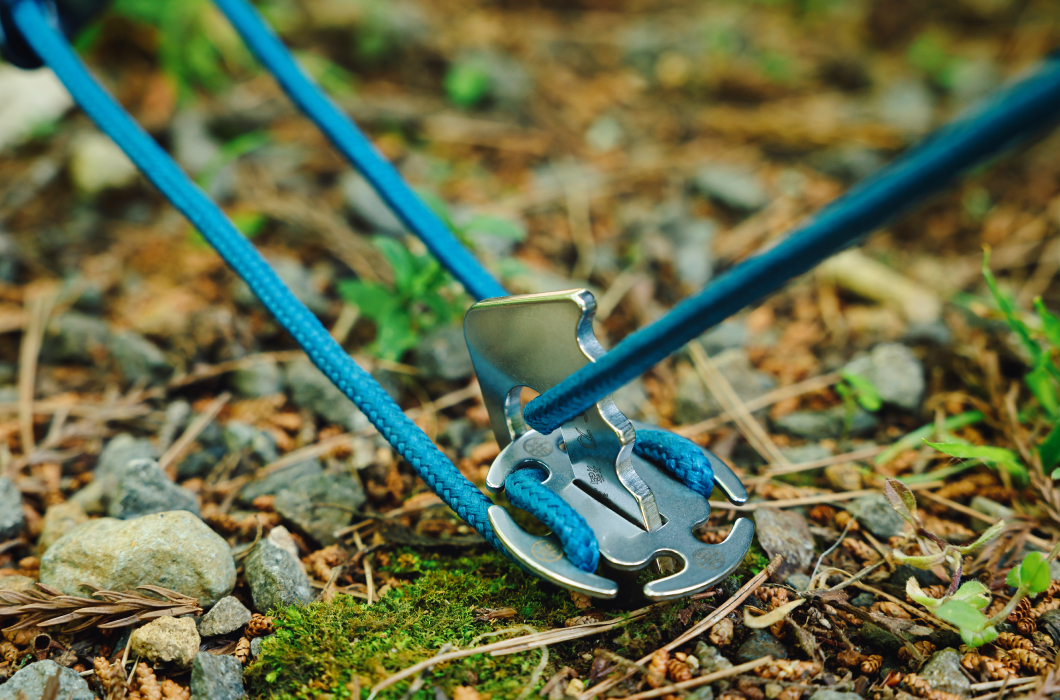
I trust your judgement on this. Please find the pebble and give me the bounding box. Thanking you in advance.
[250,634,271,659]
[0,477,24,541]
[109,331,170,383]
[43,311,111,364]
[414,326,474,381]
[0,574,36,592]
[229,357,285,397]
[808,691,863,700]
[664,217,716,289]
[71,433,158,514]
[692,164,769,212]
[755,508,816,578]
[286,357,370,431]
[177,445,226,480]
[919,649,972,699]
[198,596,252,637]
[129,616,200,668]
[851,592,876,608]
[771,405,877,440]
[811,145,885,184]
[847,493,907,539]
[1037,609,1060,647]
[41,510,236,606]
[586,115,624,153]
[232,255,331,316]
[694,642,733,674]
[240,459,324,503]
[780,443,832,465]
[0,66,73,152]
[69,132,138,195]
[244,527,313,612]
[38,501,88,553]
[698,320,749,356]
[109,459,201,519]
[223,422,279,464]
[824,463,863,492]
[0,660,93,700]
[340,172,407,236]
[876,79,936,136]
[191,652,247,700]
[785,573,811,591]
[274,470,366,545]
[171,108,220,175]
[844,343,925,411]
[735,629,788,664]
[860,622,903,652]
[672,350,776,425]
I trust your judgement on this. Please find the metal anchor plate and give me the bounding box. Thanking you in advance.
[464,289,754,600]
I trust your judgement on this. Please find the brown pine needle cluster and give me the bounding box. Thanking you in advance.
[0,584,201,633]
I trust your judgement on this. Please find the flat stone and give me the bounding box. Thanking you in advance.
[0,66,73,152]
[735,629,787,664]
[772,406,877,440]
[341,172,407,236]
[240,459,323,503]
[41,510,235,606]
[824,463,863,492]
[285,357,369,431]
[223,422,278,464]
[191,652,247,700]
[844,343,925,411]
[693,164,769,212]
[0,659,93,700]
[860,622,903,652]
[876,79,935,136]
[244,527,313,612]
[0,476,24,541]
[274,470,365,545]
[0,574,36,593]
[229,357,284,397]
[130,616,200,668]
[71,434,158,514]
[847,493,907,539]
[673,350,775,425]
[109,459,201,519]
[199,596,252,637]
[43,311,110,364]
[919,649,972,698]
[414,326,474,381]
[38,501,88,553]
[1037,609,1060,647]
[69,132,138,195]
[851,592,876,608]
[110,330,169,383]
[698,321,749,356]
[754,508,815,579]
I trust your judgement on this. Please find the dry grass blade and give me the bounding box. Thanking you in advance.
[0,583,201,633]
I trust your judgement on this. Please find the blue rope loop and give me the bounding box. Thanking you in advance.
[210,0,506,303]
[504,466,599,573]
[633,430,714,498]
[523,51,1060,436]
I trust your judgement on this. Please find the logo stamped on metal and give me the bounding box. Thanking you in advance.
[693,548,725,570]
[523,438,554,457]
[530,539,564,563]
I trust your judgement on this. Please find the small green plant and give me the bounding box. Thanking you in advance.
[444,60,492,108]
[885,478,1057,647]
[338,237,469,361]
[835,369,880,440]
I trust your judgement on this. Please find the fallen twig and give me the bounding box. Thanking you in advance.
[614,657,774,700]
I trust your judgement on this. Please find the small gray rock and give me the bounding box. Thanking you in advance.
[860,622,904,651]
[0,660,94,700]
[735,629,787,664]
[851,592,876,608]
[772,405,877,440]
[662,216,716,289]
[244,529,313,612]
[811,145,886,184]
[694,641,733,675]
[755,508,815,579]
[240,459,324,503]
[38,501,88,552]
[232,255,330,316]
[199,596,252,637]
[72,433,158,514]
[341,172,407,236]
[673,350,775,425]
[876,79,936,136]
[110,330,169,383]
[286,357,369,431]
[779,443,833,465]
[130,616,200,668]
[274,470,365,546]
[109,459,200,519]
[847,493,907,539]
[693,164,769,212]
[785,573,811,591]
[192,652,247,700]
[0,477,24,541]
[808,691,863,700]
[224,421,278,464]
[414,326,474,381]
[1037,608,1060,647]
[919,649,972,698]
[249,634,272,659]
[229,357,284,397]
[41,510,236,606]
[698,321,749,356]
[43,311,110,363]
[176,446,226,480]
[844,343,925,411]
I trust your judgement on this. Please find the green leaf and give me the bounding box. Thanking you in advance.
[373,238,416,291]
[1036,298,1060,350]
[952,580,991,610]
[1053,467,1060,480]
[906,578,944,609]
[841,370,882,412]
[956,520,1006,556]
[884,478,918,528]
[1026,356,1059,417]
[983,250,1040,363]
[1020,552,1052,595]
[926,441,1028,485]
[1006,565,1022,588]
[892,550,948,570]
[464,215,527,242]
[1039,423,1060,471]
[337,280,395,321]
[875,411,985,466]
[444,61,491,108]
[936,599,990,642]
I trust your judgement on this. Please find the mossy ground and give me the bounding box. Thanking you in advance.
[245,549,740,700]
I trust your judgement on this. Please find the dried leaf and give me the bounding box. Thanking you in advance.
[743,598,805,628]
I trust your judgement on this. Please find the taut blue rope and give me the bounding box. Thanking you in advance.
[524,51,1060,435]
[210,0,506,303]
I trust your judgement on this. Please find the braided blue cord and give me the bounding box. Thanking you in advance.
[7,0,513,548]
[504,466,599,572]
[525,50,1060,435]
[210,0,506,303]
[634,430,714,498]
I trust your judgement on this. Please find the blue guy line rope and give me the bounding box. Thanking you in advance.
[524,50,1060,436]
[505,467,599,572]
[210,0,508,303]
[6,0,532,552]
